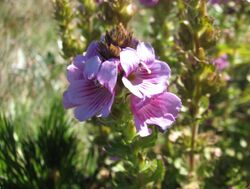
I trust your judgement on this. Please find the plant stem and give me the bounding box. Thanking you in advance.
[189,120,199,175]
[189,29,201,177]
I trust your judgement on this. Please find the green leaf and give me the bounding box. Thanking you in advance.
[138,159,165,185]
[197,95,210,118]
[132,127,158,150]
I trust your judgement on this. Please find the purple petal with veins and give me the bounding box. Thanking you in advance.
[130,92,182,137]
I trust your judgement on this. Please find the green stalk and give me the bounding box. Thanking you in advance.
[189,26,201,177]
[189,120,199,175]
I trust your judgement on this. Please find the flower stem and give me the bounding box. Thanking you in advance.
[189,29,201,177]
[189,120,199,175]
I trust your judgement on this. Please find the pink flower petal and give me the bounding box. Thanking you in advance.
[146,114,175,132]
[132,81,166,98]
[136,42,155,64]
[130,92,181,135]
[134,116,152,137]
[124,60,170,98]
[120,48,140,76]
[122,77,143,98]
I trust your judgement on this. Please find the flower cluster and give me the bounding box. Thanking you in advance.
[63,27,181,137]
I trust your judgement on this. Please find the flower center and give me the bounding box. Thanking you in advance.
[139,62,151,74]
[94,80,103,88]
[128,72,136,81]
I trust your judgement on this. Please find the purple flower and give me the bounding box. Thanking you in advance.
[63,42,118,121]
[213,54,229,71]
[140,0,159,6]
[130,92,182,137]
[120,42,171,98]
[63,36,182,137]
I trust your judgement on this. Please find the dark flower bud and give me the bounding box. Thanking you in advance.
[99,23,138,60]
[105,23,133,48]
[199,26,220,49]
[178,21,194,50]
